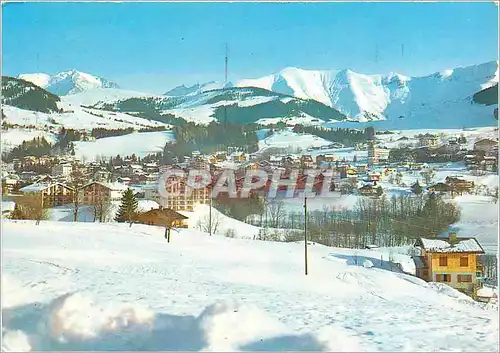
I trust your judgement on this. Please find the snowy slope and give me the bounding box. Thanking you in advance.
[73,130,175,161]
[258,129,333,151]
[61,88,159,107]
[19,70,119,96]
[236,61,498,127]
[452,195,499,254]
[165,81,233,96]
[2,220,498,351]
[1,129,57,153]
[17,73,51,88]
[2,105,168,131]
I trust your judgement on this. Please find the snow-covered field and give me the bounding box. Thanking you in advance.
[258,130,333,151]
[1,129,57,153]
[2,105,167,131]
[61,88,159,107]
[452,195,499,254]
[49,200,160,223]
[376,127,499,150]
[73,131,174,161]
[2,220,498,351]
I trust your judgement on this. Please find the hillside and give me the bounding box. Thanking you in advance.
[93,86,346,125]
[473,84,499,106]
[2,220,497,351]
[1,76,61,113]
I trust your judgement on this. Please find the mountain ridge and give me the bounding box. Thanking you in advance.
[19,69,119,96]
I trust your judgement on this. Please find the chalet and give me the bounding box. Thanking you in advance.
[52,163,73,177]
[427,182,451,194]
[368,172,382,183]
[412,234,485,298]
[418,133,439,148]
[358,184,379,196]
[480,156,498,171]
[269,155,284,165]
[143,163,159,173]
[445,176,474,195]
[92,170,111,182]
[1,174,20,194]
[136,207,189,242]
[19,182,74,207]
[315,155,326,166]
[117,177,131,185]
[474,138,498,155]
[300,155,314,168]
[229,152,247,163]
[464,154,479,167]
[83,181,128,204]
[142,183,160,202]
[248,153,261,161]
[324,154,336,163]
[19,171,37,182]
[190,157,210,170]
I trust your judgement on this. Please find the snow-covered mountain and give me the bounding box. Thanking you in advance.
[19,69,119,96]
[235,61,499,124]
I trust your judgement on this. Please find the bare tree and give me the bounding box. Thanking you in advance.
[90,189,112,222]
[68,163,88,222]
[197,211,222,235]
[420,168,436,186]
[10,194,50,225]
[267,199,285,228]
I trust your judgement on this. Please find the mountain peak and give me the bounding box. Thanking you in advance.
[18,69,119,96]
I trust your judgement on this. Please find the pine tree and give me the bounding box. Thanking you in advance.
[411,180,423,195]
[115,188,138,226]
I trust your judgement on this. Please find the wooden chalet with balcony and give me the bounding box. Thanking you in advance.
[19,182,74,207]
[412,233,485,298]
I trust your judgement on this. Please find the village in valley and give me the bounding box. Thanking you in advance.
[2,121,499,302]
[2,2,499,352]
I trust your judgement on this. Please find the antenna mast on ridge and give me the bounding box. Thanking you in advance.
[224,43,229,85]
[223,43,229,127]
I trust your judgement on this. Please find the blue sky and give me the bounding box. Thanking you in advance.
[2,1,498,93]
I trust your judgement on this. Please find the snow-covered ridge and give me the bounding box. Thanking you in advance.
[19,69,119,96]
[235,61,499,122]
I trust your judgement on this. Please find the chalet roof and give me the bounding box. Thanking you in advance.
[474,138,498,146]
[20,182,73,193]
[428,182,451,191]
[417,237,484,254]
[84,181,129,191]
[136,208,188,226]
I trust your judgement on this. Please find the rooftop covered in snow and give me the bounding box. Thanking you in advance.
[416,237,485,254]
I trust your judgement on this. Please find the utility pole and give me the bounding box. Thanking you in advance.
[224,43,228,85]
[223,43,229,128]
[304,195,308,275]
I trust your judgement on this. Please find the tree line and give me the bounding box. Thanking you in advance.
[292,125,369,147]
[243,192,460,248]
[163,121,259,162]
